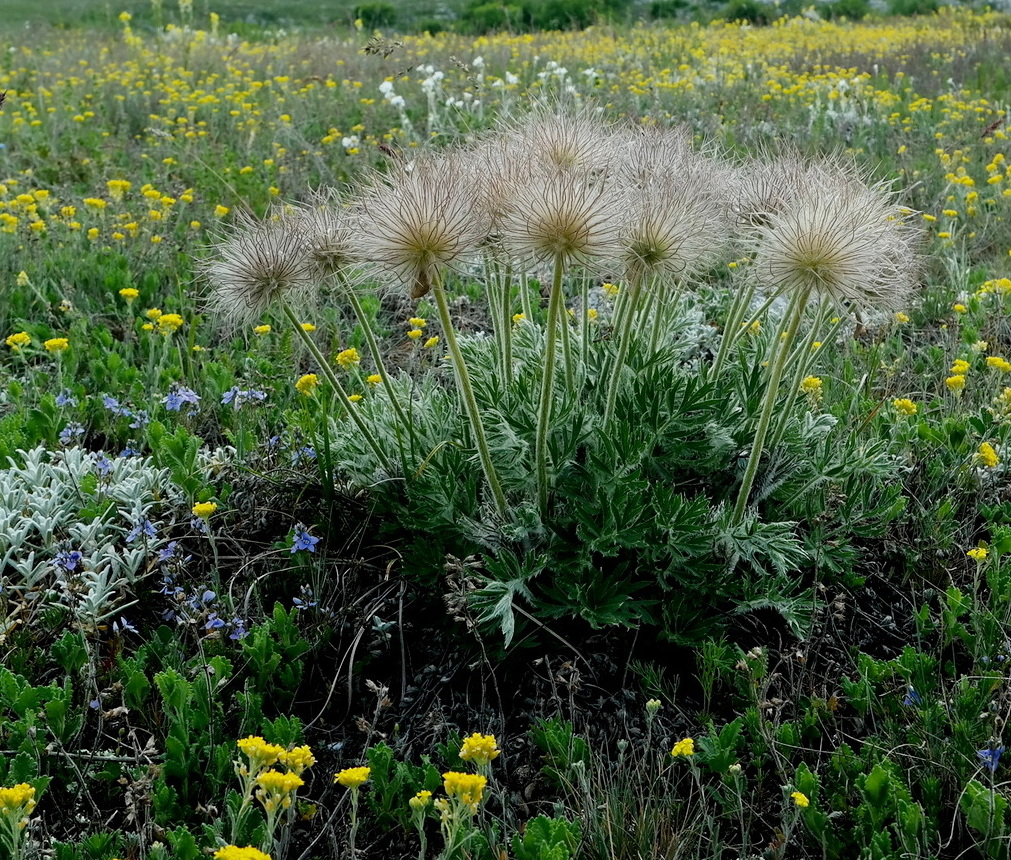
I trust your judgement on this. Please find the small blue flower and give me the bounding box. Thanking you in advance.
[158,541,179,562]
[56,390,78,407]
[229,618,248,640]
[903,687,922,707]
[112,616,137,635]
[103,395,124,413]
[89,698,101,709]
[293,585,317,610]
[201,589,216,604]
[95,453,113,477]
[126,519,157,543]
[59,423,85,445]
[128,409,150,429]
[978,747,1004,773]
[205,612,226,631]
[163,385,201,412]
[291,445,316,465]
[55,549,83,572]
[221,387,267,410]
[291,528,320,554]
[120,446,141,458]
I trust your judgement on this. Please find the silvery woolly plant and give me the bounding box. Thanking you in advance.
[201,107,920,642]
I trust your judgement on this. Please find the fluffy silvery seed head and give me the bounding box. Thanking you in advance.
[202,208,313,328]
[355,156,486,298]
[498,167,626,268]
[731,151,839,229]
[505,108,618,174]
[618,124,695,184]
[748,174,919,311]
[621,173,732,283]
[294,189,359,281]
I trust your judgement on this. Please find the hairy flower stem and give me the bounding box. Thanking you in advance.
[712,283,780,379]
[732,288,811,524]
[499,263,514,382]
[536,254,567,512]
[580,275,590,365]
[768,299,832,452]
[602,276,644,426]
[431,273,510,520]
[280,299,395,475]
[520,271,534,322]
[341,284,415,458]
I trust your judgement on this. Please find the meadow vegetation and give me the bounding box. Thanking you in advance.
[2,2,1011,859]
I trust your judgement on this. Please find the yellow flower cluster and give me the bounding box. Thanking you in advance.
[0,783,36,814]
[442,771,487,812]
[459,733,501,767]
[213,846,272,860]
[977,442,1000,468]
[967,547,989,561]
[334,766,371,789]
[278,745,316,776]
[255,770,305,813]
[893,398,918,417]
[671,737,695,758]
[296,373,319,396]
[791,790,810,808]
[336,347,360,369]
[192,501,218,518]
[237,736,284,770]
[5,332,31,351]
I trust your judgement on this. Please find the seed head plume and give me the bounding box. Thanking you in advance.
[201,207,313,329]
[354,155,486,298]
[748,170,920,311]
[505,108,618,175]
[294,188,359,282]
[499,166,626,269]
[618,134,734,282]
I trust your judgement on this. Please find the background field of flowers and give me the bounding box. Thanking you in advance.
[2,1,1011,859]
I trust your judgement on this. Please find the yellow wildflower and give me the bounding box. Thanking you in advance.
[409,789,432,810]
[278,745,315,776]
[670,738,695,758]
[336,348,360,369]
[601,282,619,297]
[977,442,1000,468]
[253,325,271,336]
[893,398,918,416]
[214,205,231,217]
[16,271,29,287]
[296,374,319,396]
[237,736,284,771]
[145,308,163,320]
[408,317,427,328]
[158,313,184,334]
[0,783,36,814]
[366,374,382,385]
[119,288,139,303]
[5,332,31,352]
[987,356,1011,373]
[334,766,371,789]
[213,848,272,860]
[968,547,988,561]
[512,313,526,324]
[945,375,966,392]
[423,336,439,348]
[348,394,363,402]
[799,376,823,395]
[301,323,316,332]
[407,328,423,340]
[791,791,810,808]
[953,303,968,314]
[192,501,218,518]
[442,771,487,811]
[459,733,501,767]
[44,337,69,353]
[894,312,910,323]
[951,359,971,375]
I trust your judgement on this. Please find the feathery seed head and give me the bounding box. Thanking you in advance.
[620,164,732,283]
[355,156,485,298]
[499,167,625,267]
[507,109,617,175]
[294,191,359,281]
[747,173,919,311]
[202,209,312,328]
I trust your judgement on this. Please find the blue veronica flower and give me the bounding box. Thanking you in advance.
[903,687,922,707]
[59,423,85,445]
[163,385,201,412]
[291,528,320,553]
[126,519,157,543]
[978,747,1004,773]
[112,617,137,635]
[56,390,78,407]
[55,549,83,572]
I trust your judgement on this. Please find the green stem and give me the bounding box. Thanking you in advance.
[431,273,510,520]
[500,262,514,382]
[712,280,765,378]
[580,274,590,366]
[342,284,415,458]
[732,288,811,524]
[280,299,395,475]
[602,276,643,426]
[520,270,534,322]
[560,292,575,392]
[535,254,567,513]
